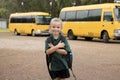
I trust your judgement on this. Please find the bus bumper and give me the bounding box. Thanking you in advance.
[114,29,120,40]
[35,30,50,36]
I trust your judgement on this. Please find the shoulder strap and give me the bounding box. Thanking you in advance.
[60,35,66,43]
[47,35,53,43]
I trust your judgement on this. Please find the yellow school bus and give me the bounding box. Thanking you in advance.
[60,3,120,42]
[9,12,51,36]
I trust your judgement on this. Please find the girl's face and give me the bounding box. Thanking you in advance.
[50,22,62,36]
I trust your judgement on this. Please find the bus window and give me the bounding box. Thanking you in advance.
[36,16,44,24]
[66,11,76,21]
[28,16,35,23]
[88,9,102,21]
[103,12,113,21]
[44,16,51,25]
[76,10,88,21]
[10,16,35,23]
[36,16,51,25]
[60,12,66,21]
[114,8,120,21]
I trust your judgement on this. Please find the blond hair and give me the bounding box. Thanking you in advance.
[50,18,62,27]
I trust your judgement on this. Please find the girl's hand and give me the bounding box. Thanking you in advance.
[56,41,65,48]
[48,43,54,48]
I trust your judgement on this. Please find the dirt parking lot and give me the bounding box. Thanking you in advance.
[0,32,120,80]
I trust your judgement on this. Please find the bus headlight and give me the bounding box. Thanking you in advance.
[114,29,120,37]
[37,30,41,34]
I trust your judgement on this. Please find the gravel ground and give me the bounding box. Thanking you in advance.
[0,32,120,80]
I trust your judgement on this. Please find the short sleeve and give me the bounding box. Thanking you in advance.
[45,39,49,53]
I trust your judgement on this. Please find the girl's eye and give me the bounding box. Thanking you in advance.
[52,26,60,28]
[57,26,60,28]
[52,26,55,28]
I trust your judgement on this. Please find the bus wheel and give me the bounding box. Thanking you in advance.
[31,30,35,36]
[14,29,19,36]
[103,32,109,43]
[85,37,93,41]
[68,30,77,40]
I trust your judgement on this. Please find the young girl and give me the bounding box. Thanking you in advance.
[45,18,71,80]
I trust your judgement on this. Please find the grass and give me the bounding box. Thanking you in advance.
[0,28,10,32]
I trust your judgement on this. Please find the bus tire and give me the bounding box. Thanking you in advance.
[31,30,35,36]
[68,30,77,40]
[14,29,20,36]
[103,32,109,43]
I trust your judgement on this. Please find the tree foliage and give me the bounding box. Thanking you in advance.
[0,0,114,19]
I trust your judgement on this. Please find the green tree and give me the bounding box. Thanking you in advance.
[0,8,8,18]
[0,0,9,18]
[0,0,115,19]
[51,0,75,17]
[74,0,81,6]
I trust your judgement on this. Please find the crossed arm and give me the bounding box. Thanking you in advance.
[46,41,67,55]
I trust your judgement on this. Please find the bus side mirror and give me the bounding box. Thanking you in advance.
[111,18,113,21]
[111,17,114,24]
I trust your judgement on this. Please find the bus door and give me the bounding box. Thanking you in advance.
[102,11,114,37]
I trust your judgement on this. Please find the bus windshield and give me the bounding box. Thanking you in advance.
[36,16,51,25]
[114,8,120,21]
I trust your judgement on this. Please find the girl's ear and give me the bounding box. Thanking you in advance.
[49,29,52,34]
[49,25,52,34]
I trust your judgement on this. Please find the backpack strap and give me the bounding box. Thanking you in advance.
[60,35,66,43]
[61,36,77,80]
[70,68,77,80]
[46,36,53,79]
[47,35,53,44]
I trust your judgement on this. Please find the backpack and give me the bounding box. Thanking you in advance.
[46,35,76,80]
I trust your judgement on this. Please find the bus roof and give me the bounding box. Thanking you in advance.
[10,12,50,17]
[61,3,120,11]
